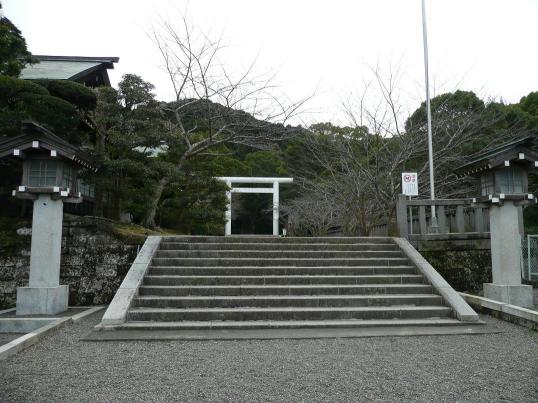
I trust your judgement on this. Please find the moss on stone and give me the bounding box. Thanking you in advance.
[421,249,492,293]
[63,215,176,244]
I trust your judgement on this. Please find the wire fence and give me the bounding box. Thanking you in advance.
[521,235,538,281]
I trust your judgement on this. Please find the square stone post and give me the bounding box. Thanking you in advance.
[16,194,68,315]
[484,201,533,307]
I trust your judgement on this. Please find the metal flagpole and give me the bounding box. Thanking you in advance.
[421,0,438,228]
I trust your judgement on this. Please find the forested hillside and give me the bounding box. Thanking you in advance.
[1,15,537,236]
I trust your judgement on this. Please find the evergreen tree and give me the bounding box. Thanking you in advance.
[0,14,35,77]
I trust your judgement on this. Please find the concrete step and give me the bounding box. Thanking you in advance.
[134,294,443,309]
[161,236,393,244]
[111,318,465,331]
[153,250,404,259]
[150,257,410,267]
[143,274,425,286]
[159,242,400,252]
[139,283,435,296]
[147,265,417,276]
[96,235,479,333]
[127,305,452,321]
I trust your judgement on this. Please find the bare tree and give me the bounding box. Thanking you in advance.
[280,189,338,236]
[287,65,526,235]
[142,16,311,227]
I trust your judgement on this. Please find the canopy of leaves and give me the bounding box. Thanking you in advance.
[34,79,97,111]
[0,75,87,143]
[0,17,36,77]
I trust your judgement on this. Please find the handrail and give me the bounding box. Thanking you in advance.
[404,198,472,206]
[97,236,162,328]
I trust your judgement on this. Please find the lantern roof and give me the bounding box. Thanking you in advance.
[454,136,538,177]
[0,121,97,171]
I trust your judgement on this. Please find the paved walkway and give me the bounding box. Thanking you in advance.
[0,312,536,403]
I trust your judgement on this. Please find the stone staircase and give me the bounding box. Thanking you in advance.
[111,236,475,332]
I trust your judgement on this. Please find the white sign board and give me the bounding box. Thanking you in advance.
[401,172,418,196]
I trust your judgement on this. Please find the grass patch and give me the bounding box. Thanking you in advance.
[110,221,176,243]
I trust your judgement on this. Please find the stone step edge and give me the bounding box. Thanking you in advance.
[154,249,404,259]
[159,242,399,246]
[143,274,423,279]
[151,257,409,261]
[112,318,469,330]
[139,283,431,289]
[147,266,417,270]
[128,305,451,313]
[161,236,392,240]
[140,280,431,289]
[135,294,440,301]
[155,250,403,253]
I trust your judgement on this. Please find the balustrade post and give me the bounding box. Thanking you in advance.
[438,205,447,233]
[455,205,465,233]
[474,207,484,234]
[419,206,427,235]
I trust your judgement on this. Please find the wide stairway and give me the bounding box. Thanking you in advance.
[118,236,469,331]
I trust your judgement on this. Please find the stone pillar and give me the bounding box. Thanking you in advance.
[273,181,279,236]
[225,180,232,236]
[16,194,68,315]
[484,201,533,307]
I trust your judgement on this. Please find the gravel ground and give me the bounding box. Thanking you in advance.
[0,313,536,403]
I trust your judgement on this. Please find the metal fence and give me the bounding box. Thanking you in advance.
[521,235,538,281]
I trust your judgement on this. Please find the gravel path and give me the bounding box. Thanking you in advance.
[0,313,536,403]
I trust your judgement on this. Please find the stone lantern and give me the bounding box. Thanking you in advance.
[455,136,537,307]
[0,121,97,315]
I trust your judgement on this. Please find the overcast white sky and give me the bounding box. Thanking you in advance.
[4,0,538,125]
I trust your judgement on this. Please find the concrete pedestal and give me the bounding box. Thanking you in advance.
[16,194,68,315]
[486,201,533,308]
[16,285,69,315]
[484,283,533,308]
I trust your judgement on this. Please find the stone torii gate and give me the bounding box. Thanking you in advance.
[217,177,293,236]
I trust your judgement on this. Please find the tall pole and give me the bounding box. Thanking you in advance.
[421,0,437,227]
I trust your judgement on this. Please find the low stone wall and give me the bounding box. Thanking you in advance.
[0,216,145,309]
[417,240,492,294]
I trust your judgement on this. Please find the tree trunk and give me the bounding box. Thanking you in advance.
[111,179,122,221]
[143,176,170,228]
[93,130,107,217]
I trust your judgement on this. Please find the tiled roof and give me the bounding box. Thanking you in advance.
[20,55,119,81]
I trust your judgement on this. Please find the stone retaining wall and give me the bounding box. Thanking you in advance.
[418,240,492,293]
[0,216,144,309]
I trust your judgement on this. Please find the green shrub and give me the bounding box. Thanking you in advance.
[34,79,97,110]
